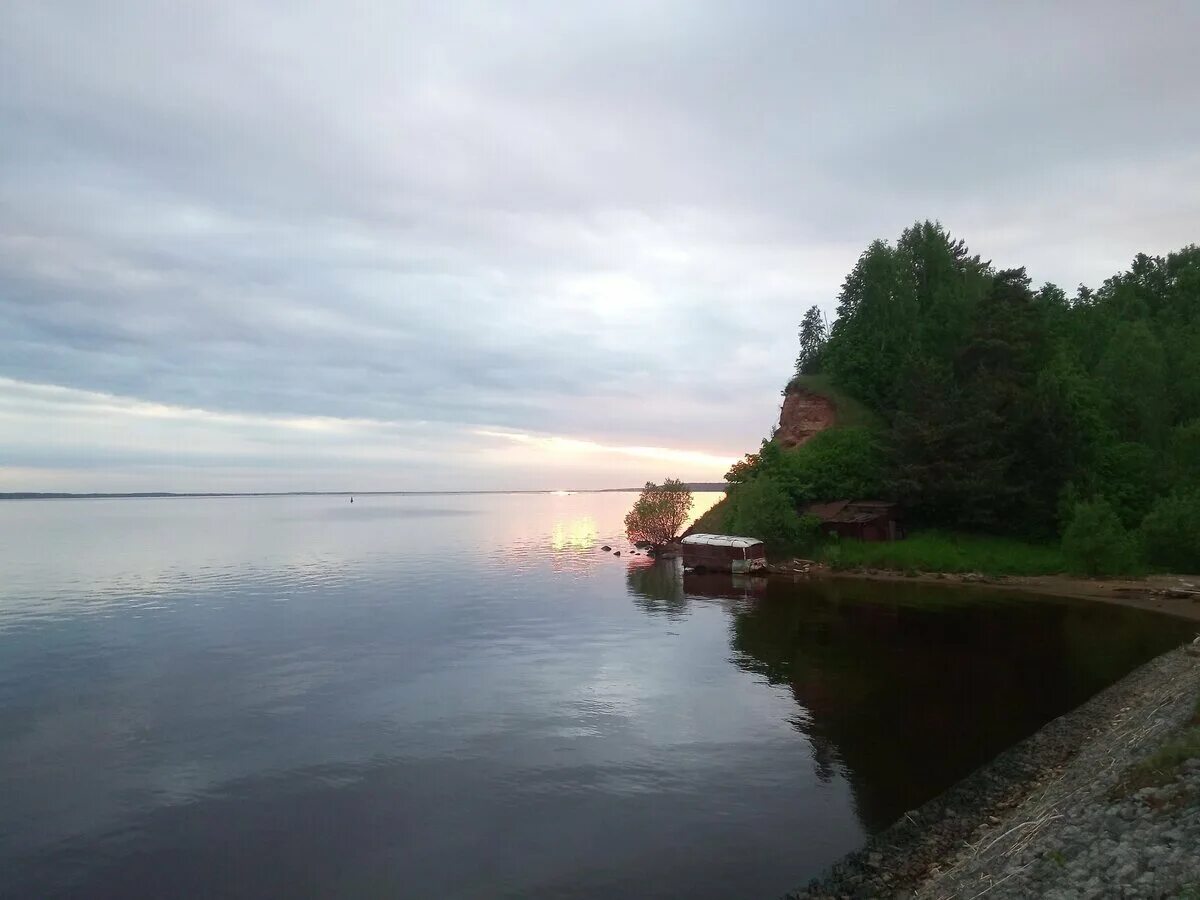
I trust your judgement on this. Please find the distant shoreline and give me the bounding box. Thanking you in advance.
[0,484,729,501]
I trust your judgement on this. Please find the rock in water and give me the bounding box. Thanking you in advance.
[600,545,611,552]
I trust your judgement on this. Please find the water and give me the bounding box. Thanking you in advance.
[0,493,1192,899]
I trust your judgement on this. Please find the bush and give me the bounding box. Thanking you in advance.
[1140,490,1200,572]
[775,427,886,504]
[1061,497,1136,576]
[725,476,815,551]
[624,479,693,548]
[1167,420,1200,491]
[1092,442,1163,530]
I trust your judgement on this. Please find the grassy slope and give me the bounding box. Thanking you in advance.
[820,530,1066,576]
[688,496,729,534]
[711,376,1071,577]
[1115,692,1200,795]
[784,373,882,431]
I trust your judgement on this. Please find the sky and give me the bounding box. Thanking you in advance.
[2,1,1198,492]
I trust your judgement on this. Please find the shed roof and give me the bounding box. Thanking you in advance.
[805,500,849,521]
[680,533,763,548]
[803,500,897,524]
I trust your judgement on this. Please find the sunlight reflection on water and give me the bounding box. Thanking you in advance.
[0,492,1191,900]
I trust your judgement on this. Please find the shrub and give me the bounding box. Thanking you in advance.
[775,427,886,504]
[624,479,693,548]
[725,476,811,551]
[1140,490,1200,572]
[1061,497,1136,576]
[1167,420,1200,491]
[795,513,822,548]
[1092,442,1163,530]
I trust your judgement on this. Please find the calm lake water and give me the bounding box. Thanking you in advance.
[0,493,1193,899]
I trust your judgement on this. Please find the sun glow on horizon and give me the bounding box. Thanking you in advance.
[475,428,737,473]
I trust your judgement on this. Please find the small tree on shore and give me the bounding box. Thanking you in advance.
[624,479,693,549]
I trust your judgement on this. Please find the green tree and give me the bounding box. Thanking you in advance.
[822,239,911,412]
[1095,321,1168,447]
[724,450,763,486]
[725,475,817,550]
[1139,491,1200,572]
[898,220,989,368]
[1166,420,1200,491]
[775,427,885,504]
[1091,442,1163,530]
[795,305,828,375]
[950,267,1058,532]
[1061,497,1135,576]
[624,479,693,549]
[771,227,1199,547]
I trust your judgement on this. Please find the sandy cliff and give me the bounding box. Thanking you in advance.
[775,387,837,449]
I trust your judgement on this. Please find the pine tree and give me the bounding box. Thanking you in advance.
[794,306,828,375]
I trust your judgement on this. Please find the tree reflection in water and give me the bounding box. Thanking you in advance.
[632,571,1195,834]
[624,560,688,619]
[624,561,769,619]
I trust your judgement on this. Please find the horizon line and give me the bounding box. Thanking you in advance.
[0,484,729,501]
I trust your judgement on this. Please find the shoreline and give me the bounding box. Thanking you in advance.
[783,641,1200,899]
[765,564,1200,623]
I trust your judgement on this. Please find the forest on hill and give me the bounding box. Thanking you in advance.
[714,222,1200,575]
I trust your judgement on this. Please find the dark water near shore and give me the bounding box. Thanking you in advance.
[0,493,1193,899]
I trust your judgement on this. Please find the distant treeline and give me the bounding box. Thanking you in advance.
[722,221,1200,574]
[2,485,730,500]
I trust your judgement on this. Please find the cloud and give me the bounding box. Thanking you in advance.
[1,1,1198,489]
[0,377,735,491]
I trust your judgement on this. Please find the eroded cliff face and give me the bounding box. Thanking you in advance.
[775,388,836,449]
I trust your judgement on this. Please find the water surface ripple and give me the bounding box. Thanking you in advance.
[0,494,1191,898]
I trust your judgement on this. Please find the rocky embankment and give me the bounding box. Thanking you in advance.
[787,640,1200,900]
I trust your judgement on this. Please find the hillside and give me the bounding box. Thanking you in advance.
[776,374,880,448]
[689,222,1200,575]
[687,377,876,538]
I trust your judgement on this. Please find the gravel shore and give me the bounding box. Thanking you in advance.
[786,639,1200,900]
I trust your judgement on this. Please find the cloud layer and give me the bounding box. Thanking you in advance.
[2,1,1198,489]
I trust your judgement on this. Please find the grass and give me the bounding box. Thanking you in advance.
[784,374,882,431]
[687,512,1073,578]
[1113,692,1200,797]
[818,529,1068,577]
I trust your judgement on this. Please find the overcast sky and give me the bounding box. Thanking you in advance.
[2,1,1198,491]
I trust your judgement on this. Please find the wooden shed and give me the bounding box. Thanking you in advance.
[803,501,903,542]
[677,533,767,573]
